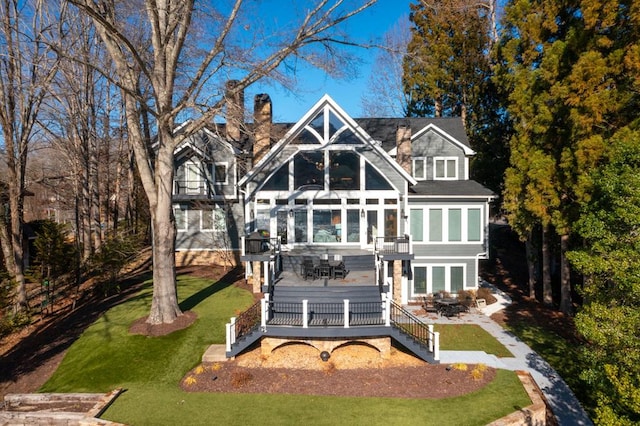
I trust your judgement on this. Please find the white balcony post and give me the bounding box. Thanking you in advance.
[225,322,231,352]
[261,298,267,328]
[385,297,391,327]
[433,331,440,361]
[343,299,349,328]
[263,261,269,288]
[428,324,434,352]
[302,300,309,328]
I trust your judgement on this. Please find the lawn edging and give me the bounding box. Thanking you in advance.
[487,370,548,425]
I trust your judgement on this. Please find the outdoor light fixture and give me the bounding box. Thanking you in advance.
[320,351,331,362]
[288,209,293,217]
[360,209,365,218]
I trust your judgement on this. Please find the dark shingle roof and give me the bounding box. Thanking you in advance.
[354,117,469,152]
[410,180,496,198]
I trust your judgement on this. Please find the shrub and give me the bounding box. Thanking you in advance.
[230,370,253,388]
[477,287,498,305]
[92,231,145,296]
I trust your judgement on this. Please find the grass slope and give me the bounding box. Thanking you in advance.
[41,274,530,425]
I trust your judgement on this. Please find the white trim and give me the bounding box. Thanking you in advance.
[412,157,427,181]
[409,205,485,244]
[410,263,467,297]
[412,122,475,156]
[213,162,229,185]
[239,94,416,187]
[173,204,188,231]
[433,157,458,180]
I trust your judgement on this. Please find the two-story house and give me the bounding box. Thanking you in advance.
[172,91,495,307]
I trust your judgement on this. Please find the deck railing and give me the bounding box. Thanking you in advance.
[389,300,439,361]
[268,300,384,328]
[226,296,439,362]
[374,235,412,255]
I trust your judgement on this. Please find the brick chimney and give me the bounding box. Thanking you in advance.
[253,93,272,164]
[396,123,412,175]
[225,80,244,142]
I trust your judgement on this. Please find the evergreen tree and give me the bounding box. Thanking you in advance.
[498,0,640,313]
[403,0,493,124]
[568,129,640,424]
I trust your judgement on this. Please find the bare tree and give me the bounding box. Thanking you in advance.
[0,0,60,310]
[67,0,376,325]
[361,16,411,117]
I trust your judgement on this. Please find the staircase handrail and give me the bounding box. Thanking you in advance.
[228,300,262,345]
[388,300,439,361]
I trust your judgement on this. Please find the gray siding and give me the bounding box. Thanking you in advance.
[413,130,466,180]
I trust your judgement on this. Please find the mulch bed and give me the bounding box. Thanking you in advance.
[180,345,496,398]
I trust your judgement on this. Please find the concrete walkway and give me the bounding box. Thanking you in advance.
[407,285,593,426]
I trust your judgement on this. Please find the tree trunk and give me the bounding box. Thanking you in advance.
[146,140,182,325]
[559,234,573,315]
[542,224,552,306]
[525,235,536,299]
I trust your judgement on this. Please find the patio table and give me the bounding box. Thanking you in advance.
[435,298,463,317]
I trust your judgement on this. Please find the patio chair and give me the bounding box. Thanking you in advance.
[332,262,348,279]
[301,258,317,280]
[317,258,331,279]
[422,296,438,313]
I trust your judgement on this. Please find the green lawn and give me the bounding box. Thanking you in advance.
[436,323,514,357]
[41,274,531,425]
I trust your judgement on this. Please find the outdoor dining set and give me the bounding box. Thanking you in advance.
[423,294,474,318]
[300,254,348,280]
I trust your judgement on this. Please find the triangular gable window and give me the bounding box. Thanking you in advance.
[365,163,393,190]
[292,105,365,146]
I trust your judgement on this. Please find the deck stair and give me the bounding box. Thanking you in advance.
[226,283,439,364]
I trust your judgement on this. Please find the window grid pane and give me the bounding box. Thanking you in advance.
[448,209,461,241]
[429,209,442,241]
[446,159,456,178]
[468,209,481,241]
[451,266,464,293]
[410,209,423,242]
[413,267,427,294]
[432,266,445,293]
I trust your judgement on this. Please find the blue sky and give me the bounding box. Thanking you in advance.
[247,0,412,122]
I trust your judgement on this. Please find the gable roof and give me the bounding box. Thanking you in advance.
[355,117,471,153]
[239,94,416,187]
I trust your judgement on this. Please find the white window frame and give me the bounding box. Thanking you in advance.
[412,206,484,244]
[433,157,458,180]
[184,161,204,194]
[201,209,215,231]
[173,204,188,231]
[410,264,467,297]
[213,162,229,185]
[412,157,427,181]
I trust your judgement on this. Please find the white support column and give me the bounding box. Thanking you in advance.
[428,324,434,352]
[263,261,269,288]
[433,331,440,361]
[225,322,232,352]
[260,298,267,328]
[343,299,349,328]
[302,300,309,328]
[385,297,391,327]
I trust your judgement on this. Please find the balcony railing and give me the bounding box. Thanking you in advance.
[374,235,412,255]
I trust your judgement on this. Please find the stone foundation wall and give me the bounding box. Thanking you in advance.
[488,370,548,425]
[261,337,391,360]
[175,250,238,268]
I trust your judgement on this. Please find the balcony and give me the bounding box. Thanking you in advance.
[172,179,212,200]
[374,235,414,260]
